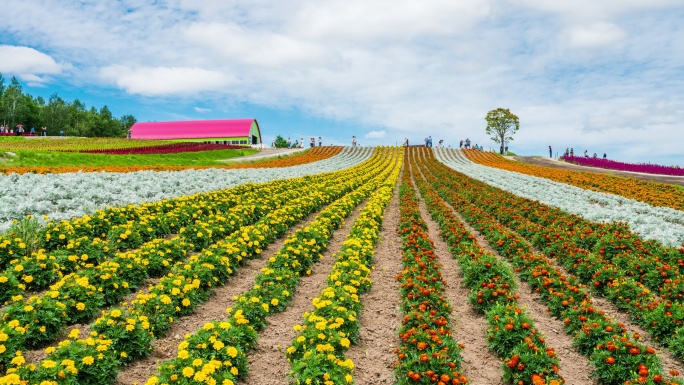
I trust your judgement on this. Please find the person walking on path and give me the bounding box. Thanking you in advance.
[318,136,322,146]
[549,145,553,158]
[42,126,47,136]
[459,139,463,148]
[352,136,357,147]
[465,138,471,149]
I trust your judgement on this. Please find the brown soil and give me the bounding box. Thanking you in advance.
[114,209,327,385]
[514,156,684,186]
[240,199,369,385]
[346,178,403,385]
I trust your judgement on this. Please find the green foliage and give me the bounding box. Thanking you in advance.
[485,108,520,146]
[1,148,258,168]
[7,216,45,256]
[0,73,135,137]
[274,135,288,148]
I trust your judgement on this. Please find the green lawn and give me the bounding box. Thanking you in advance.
[1,148,259,167]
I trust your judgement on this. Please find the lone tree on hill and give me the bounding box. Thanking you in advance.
[485,108,519,154]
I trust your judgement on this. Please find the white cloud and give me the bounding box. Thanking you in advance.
[365,130,386,139]
[0,45,64,83]
[566,22,626,48]
[194,107,211,113]
[100,66,235,96]
[0,0,682,164]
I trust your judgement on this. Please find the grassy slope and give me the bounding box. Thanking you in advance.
[1,148,259,167]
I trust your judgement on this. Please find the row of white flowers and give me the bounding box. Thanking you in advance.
[0,147,373,232]
[434,148,684,247]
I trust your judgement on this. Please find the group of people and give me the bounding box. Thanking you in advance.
[458,138,486,151]
[562,148,607,160]
[0,125,48,136]
[275,136,324,148]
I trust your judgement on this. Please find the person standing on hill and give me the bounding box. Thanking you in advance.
[549,145,553,157]
[318,136,322,146]
[459,140,463,148]
[352,136,357,147]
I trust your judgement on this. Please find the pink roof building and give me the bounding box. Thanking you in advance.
[130,119,262,145]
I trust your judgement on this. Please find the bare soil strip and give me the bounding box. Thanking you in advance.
[415,192,505,385]
[114,208,326,385]
[239,199,370,385]
[346,179,403,385]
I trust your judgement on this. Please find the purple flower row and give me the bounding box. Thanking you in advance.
[561,155,684,176]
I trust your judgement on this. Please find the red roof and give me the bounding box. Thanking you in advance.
[130,119,260,141]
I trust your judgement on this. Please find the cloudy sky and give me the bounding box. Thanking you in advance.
[1,0,683,164]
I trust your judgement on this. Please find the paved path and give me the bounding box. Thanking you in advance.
[514,156,684,186]
[220,148,307,162]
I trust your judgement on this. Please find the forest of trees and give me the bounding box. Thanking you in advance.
[0,73,136,137]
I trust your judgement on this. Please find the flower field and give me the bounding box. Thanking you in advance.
[560,156,684,177]
[0,145,341,175]
[462,150,684,212]
[1,144,684,385]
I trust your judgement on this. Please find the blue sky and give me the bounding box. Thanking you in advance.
[1,1,683,165]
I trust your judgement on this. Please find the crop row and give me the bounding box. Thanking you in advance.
[435,148,684,247]
[144,147,400,385]
[462,149,684,212]
[394,170,468,385]
[0,149,393,383]
[408,150,562,385]
[416,148,682,384]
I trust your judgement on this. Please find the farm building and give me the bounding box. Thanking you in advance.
[130,119,262,146]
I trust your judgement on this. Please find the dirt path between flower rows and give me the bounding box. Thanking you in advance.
[240,198,370,385]
[345,177,403,385]
[514,156,684,187]
[115,206,333,385]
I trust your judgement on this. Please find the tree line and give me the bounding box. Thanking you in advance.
[0,73,136,137]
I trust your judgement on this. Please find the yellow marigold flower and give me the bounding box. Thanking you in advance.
[68,329,80,339]
[271,298,279,306]
[345,374,353,383]
[82,356,94,365]
[226,346,238,358]
[110,309,122,318]
[41,360,57,369]
[222,380,234,385]
[340,338,350,348]
[203,323,215,331]
[192,358,203,367]
[76,303,86,311]
[230,366,238,376]
[23,305,34,312]
[182,367,194,378]
[182,298,191,307]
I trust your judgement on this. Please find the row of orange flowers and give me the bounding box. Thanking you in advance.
[0,146,342,175]
[417,147,681,384]
[462,150,684,212]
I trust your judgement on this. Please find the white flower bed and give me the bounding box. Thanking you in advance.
[0,147,372,232]
[434,148,684,247]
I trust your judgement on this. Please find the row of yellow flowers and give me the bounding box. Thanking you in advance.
[0,153,361,306]
[286,151,400,385]
[0,149,390,384]
[142,148,399,385]
[0,174,337,358]
[462,150,684,212]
